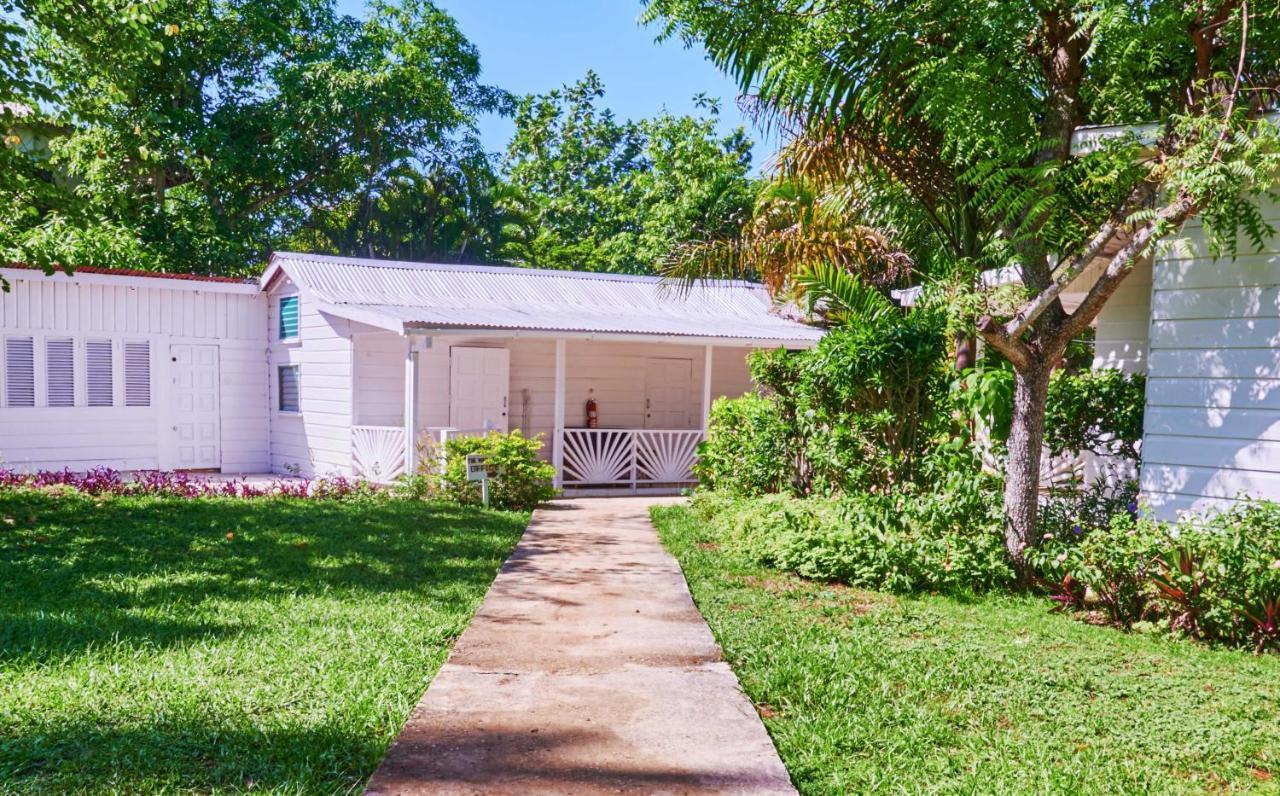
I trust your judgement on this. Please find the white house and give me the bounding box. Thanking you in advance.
[1087,199,1280,519]
[0,254,822,493]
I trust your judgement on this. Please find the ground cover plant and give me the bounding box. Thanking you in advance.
[0,466,377,499]
[0,488,528,793]
[653,503,1280,795]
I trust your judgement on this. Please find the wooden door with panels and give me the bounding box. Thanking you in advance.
[166,343,221,470]
[449,347,510,431]
[643,357,693,429]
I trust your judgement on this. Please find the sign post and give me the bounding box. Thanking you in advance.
[466,453,490,508]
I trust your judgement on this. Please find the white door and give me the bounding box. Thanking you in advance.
[450,347,510,431]
[644,357,693,429]
[167,344,221,469]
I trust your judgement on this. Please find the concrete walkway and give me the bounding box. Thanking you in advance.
[365,497,795,796]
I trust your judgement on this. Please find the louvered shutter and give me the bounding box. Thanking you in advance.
[4,337,35,407]
[46,338,75,407]
[278,365,300,412]
[124,341,151,407]
[86,339,114,407]
[279,295,300,339]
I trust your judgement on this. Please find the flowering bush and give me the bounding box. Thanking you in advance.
[1032,497,1280,650]
[0,467,381,500]
[1030,512,1166,627]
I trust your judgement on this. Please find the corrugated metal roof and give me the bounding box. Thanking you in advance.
[266,252,824,344]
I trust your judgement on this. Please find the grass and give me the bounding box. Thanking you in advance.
[653,504,1280,796]
[0,488,528,795]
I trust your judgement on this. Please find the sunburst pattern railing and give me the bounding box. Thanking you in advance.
[352,425,408,483]
[561,428,702,487]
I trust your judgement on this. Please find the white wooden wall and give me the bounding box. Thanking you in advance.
[0,270,267,472]
[1091,256,1153,375]
[266,274,355,477]
[1135,198,1280,517]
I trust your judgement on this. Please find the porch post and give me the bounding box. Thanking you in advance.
[552,338,566,489]
[701,344,714,431]
[404,338,420,476]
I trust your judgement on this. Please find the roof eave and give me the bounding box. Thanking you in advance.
[401,324,821,348]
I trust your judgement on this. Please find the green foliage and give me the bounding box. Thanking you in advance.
[1032,496,1280,650]
[502,72,754,274]
[1044,368,1147,460]
[1157,501,1280,652]
[952,363,1146,460]
[5,0,508,274]
[792,262,897,326]
[769,307,950,492]
[689,479,1011,594]
[436,430,557,511]
[694,394,796,496]
[1032,512,1165,628]
[702,305,952,496]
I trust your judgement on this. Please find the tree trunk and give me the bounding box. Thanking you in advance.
[954,333,976,371]
[1003,361,1052,584]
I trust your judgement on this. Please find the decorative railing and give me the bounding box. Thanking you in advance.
[560,428,702,488]
[352,425,408,483]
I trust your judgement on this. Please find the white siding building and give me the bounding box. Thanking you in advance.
[0,255,821,493]
[1113,201,1280,517]
[0,266,267,472]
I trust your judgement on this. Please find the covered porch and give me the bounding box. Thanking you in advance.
[348,331,758,494]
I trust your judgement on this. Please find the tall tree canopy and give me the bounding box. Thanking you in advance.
[502,72,755,274]
[645,0,1280,576]
[3,0,507,274]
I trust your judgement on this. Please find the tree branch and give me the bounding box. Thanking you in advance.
[1057,192,1201,342]
[1003,181,1157,341]
[977,313,1033,371]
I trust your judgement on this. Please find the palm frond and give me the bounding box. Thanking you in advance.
[792,261,898,326]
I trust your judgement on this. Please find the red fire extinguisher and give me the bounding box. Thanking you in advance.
[585,391,599,428]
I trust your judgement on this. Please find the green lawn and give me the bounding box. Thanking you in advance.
[0,489,528,795]
[653,504,1280,796]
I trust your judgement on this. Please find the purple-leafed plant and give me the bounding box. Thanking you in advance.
[1151,546,1212,638]
[0,467,382,502]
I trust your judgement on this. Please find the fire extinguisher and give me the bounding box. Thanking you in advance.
[585,390,599,428]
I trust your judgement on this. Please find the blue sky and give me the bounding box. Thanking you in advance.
[334,0,772,171]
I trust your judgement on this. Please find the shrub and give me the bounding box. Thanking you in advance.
[692,481,1012,594]
[695,394,797,496]
[1044,368,1146,460]
[1032,496,1280,648]
[1031,512,1166,628]
[723,308,952,497]
[437,430,557,511]
[1167,501,1280,651]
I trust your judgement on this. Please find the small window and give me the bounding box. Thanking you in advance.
[278,295,300,340]
[86,339,114,407]
[4,337,35,407]
[278,365,300,412]
[124,341,151,407]
[46,338,75,407]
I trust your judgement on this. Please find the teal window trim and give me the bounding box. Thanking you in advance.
[278,295,300,340]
